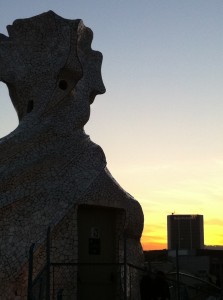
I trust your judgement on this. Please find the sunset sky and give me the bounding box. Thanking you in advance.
[1,0,223,250]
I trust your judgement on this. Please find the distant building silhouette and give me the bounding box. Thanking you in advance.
[167,214,204,250]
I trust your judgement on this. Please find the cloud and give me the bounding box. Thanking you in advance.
[205,219,223,226]
[142,241,167,251]
[143,223,166,232]
[143,235,166,242]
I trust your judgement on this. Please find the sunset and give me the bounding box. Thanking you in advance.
[1,0,223,253]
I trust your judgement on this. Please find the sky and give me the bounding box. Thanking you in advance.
[0,0,223,250]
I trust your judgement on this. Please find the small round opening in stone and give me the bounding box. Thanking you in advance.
[59,80,68,90]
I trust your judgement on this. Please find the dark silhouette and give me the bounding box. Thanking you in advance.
[140,271,154,300]
[153,271,170,300]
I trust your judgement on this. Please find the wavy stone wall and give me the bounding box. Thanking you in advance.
[0,11,144,299]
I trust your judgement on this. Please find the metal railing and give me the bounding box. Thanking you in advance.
[166,272,221,300]
[27,227,50,300]
[27,228,144,300]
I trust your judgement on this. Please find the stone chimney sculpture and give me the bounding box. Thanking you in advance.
[0,11,144,299]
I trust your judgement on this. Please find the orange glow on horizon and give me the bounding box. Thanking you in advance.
[141,233,167,251]
[141,220,223,251]
[142,241,167,251]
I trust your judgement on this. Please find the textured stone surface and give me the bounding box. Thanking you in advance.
[0,11,144,299]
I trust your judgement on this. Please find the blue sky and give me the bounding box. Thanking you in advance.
[1,1,223,249]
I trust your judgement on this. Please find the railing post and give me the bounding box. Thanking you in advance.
[27,243,35,300]
[57,289,63,300]
[176,219,180,300]
[46,226,51,300]
[124,233,127,300]
[176,245,180,300]
[220,259,223,300]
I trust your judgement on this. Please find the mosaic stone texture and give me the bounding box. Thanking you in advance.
[0,11,144,299]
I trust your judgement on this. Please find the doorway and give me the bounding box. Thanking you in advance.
[77,205,120,300]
